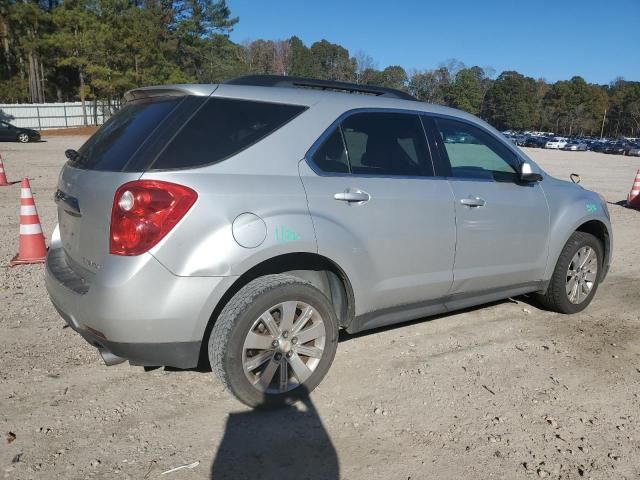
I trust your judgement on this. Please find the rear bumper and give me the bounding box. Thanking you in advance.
[45,243,236,368]
[50,299,200,367]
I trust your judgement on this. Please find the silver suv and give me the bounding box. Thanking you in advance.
[45,76,612,407]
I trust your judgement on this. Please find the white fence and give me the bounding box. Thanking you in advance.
[0,100,119,130]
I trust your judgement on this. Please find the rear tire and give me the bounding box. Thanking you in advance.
[537,231,603,314]
[209,274,339,408]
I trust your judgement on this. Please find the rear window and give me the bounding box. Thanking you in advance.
[150,98,307,170]
[72,97,181,171]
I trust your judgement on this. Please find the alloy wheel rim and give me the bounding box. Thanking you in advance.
[566,246,598,304]
[18,134,28,142]
[242,301,326,394]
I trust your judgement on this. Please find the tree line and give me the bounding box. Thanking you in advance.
[1,0,639,137]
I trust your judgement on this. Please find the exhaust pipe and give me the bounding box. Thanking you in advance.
[99,348,127,366]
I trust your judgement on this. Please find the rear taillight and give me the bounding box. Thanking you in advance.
[110,180,197,256]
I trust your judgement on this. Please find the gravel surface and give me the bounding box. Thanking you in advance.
[1,138,639,479]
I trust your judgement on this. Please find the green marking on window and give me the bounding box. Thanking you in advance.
[275,226,300,243]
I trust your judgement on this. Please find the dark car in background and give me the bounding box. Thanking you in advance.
[603,142,627,155]
[0,121,41,143]
[513,135,528,146]
[590,142,607,153]
[524,136,549,148]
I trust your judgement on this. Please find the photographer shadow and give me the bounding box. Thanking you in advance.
[210,390,339,480]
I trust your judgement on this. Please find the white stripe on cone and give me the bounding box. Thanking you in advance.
[21,188,33,199]
[20,223,42,235]
[0,167,4,173]
[20,205,37,216]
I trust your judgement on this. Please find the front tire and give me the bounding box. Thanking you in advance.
[209,274,339,408]
[537,231,603,314]
[17,133,30,143]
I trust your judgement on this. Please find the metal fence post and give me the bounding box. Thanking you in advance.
[63,104,68,127]
[36,106,42,131]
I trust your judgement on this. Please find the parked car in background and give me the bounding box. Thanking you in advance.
[502,133,517,145]
[563,141,588,151]
[44,75,613,408]
[623,142,639,155]
[513,135,527,146]
[626,144,640,156]
[0,121,41,143]
[602,142,627,155]
[524,136,549,148]
[545,137,568,149]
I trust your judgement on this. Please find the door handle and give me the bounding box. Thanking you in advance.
[334,190,371,203]
[459,197,486,207]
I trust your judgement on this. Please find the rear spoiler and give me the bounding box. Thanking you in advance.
[123,84,219,103]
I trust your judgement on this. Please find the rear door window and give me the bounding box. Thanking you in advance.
[311,129,350,174]
[340,112,433,177]
[151,98,307,170]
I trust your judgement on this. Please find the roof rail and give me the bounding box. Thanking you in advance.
[225,75,416,101]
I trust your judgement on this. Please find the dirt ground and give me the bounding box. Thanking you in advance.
[1,137,639,480]
[39,127,99,137]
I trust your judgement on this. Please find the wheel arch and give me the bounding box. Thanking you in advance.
[198,252,355,367]
[575,219,611,278]
[547,217,611,287]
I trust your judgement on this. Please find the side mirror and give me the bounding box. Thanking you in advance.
[519,162,542,182]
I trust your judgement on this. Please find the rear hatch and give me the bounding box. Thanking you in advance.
[55,90,214,278]
[55,85,309,279]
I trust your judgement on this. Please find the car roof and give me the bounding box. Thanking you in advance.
[123,79,544,173]
[125,82,494,130]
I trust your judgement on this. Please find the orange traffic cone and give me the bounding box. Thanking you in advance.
[10,178,47,266]
[0,154,10,186]
[628,169,640,210]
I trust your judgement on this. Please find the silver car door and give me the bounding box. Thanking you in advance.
[426,115,549,294]
[299,111,456,321]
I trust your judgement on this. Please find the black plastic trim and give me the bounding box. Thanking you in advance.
[226,75,416,101]
[65,321,200,368]
[347,281,547,334]
[46,248,90,295]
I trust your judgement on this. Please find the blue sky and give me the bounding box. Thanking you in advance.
[227,0,639,84]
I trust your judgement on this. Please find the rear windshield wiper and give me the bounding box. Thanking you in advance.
[65,149,81,162]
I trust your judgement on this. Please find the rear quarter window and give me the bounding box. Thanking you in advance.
[150,98,307,170]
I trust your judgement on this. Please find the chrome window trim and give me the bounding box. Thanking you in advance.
[304,107,527,180]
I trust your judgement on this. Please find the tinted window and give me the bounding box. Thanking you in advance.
[152,98,307,170]
[435,118,517,180]
[312,129,349,173]
[341,112,433,177]
[73,97,181,171]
